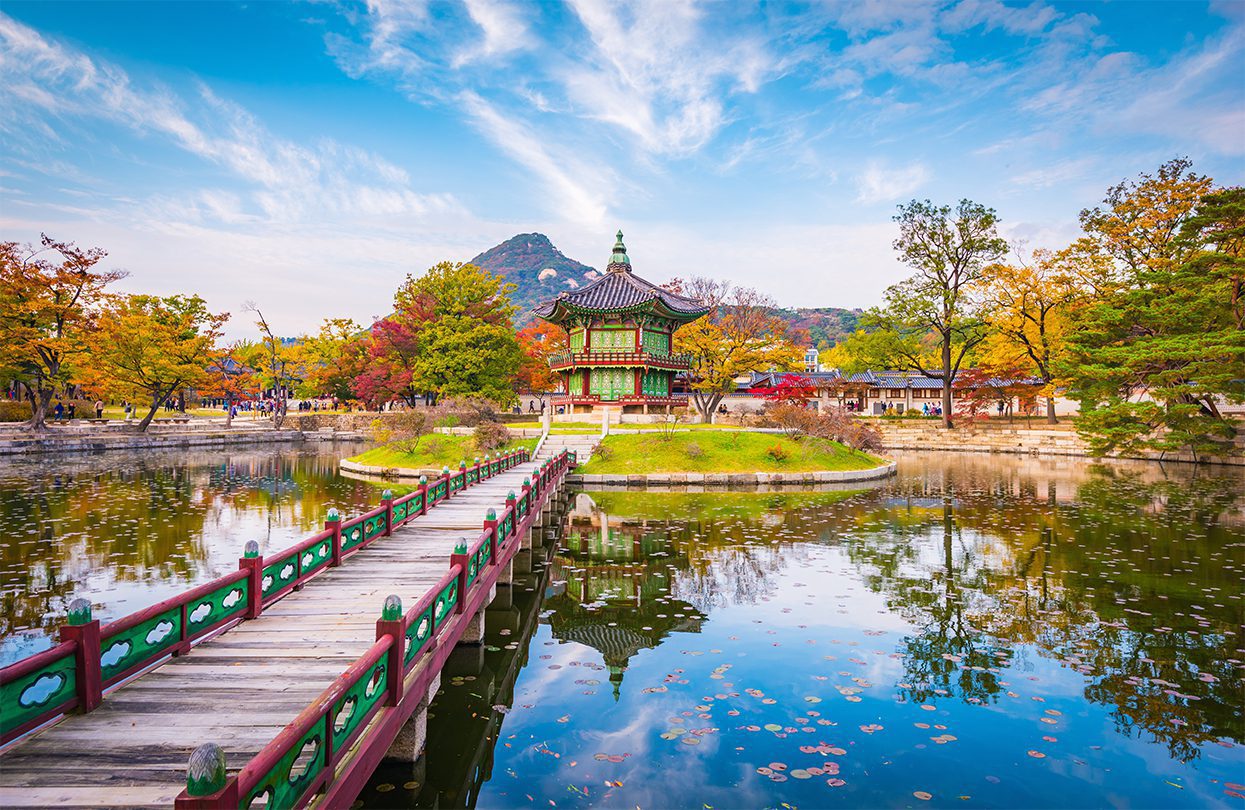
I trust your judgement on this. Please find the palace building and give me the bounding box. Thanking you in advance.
[534,231,709,416]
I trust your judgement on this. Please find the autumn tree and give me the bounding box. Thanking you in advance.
[674,278,800,422]
[358,262,523,407]
[1065,160,1244,458]
[978,243,1107,423]
[297,318,366,402]
[516,320,567,394]
[88,294,228,431]
[865,199,1008,428]
[201,341,258,428]
[241,304,299,428]
[0,235,125,430]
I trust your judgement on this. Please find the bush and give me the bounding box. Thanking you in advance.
[474,421,512,453]
[765,402,881,453]
[372,410,430,450]
[440,396,502,427]
[685,441,703,459]
[0,401,31,422]
[592,442,613,461]
[422,436,445,456]
[766,444,789,462]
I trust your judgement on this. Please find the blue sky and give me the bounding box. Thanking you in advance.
[1,1,1242,336]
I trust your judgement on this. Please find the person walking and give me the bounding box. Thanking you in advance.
[94,399,104,419]
[54,401,64,420]
[67,402,76,420]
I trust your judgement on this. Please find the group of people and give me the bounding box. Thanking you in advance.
[50,399,109,420]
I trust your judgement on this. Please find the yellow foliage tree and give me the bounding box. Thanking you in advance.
[673,278,801,422]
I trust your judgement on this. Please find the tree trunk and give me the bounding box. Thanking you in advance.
[272,386,286,429]
[225,397,234,429]
[1046,395,1058,425]
[137,392,162,432]
[941,335,954,429]
[24,385,52,432]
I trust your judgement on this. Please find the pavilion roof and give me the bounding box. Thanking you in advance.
[533,231,709,324]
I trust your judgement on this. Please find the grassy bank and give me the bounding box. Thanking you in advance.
[575,431,883,474]
[348,434,537,470]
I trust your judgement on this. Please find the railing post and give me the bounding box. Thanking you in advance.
[418,476,428,515]
[382,489,393,537]
[505,491,517,538]
[326,508,343,567]
[450,543,470,614]
[240,541,263,619]
[472,457,481,485]
[441,467,451,501]
[521,478,532,515]
[59,598,102,714]
[484,509,498,564]
[175,742,239,809]
[459,460,467,488]
[376,595,405,707]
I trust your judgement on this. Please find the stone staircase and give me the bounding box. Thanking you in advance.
[535,432,599,465]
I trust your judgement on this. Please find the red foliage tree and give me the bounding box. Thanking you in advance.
[754,373,816,405]
[515,321,566,393]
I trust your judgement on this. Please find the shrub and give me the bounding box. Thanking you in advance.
[473,421,512,453]
[592,442,613,461]
[0,401,31,422]
[766,444,790,462]
[685,441,703,459]
[440,396,502,427]
[422,436,445,456]
[765,402,881,453]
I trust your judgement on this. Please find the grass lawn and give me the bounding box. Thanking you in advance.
[348,433,537,470]
[575,431,884,474]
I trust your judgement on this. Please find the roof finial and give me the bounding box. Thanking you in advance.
[607,230,631,273]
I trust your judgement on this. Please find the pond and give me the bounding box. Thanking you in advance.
[0,441,384,665]
[361,453,1244,809]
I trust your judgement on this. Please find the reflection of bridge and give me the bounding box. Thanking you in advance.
[0,451,575,809]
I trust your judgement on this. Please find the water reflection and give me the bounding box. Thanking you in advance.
[0,442,386,664]
[367,453,1243,808]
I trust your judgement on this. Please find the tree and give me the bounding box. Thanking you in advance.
[359,262,523,407]
[242,304,299,429]
[201,341,258,429]
[754,373,816,405]
[297,318,366,402]
[865,199,1008,428]
[674,278,800,422]
[0,235,125,430]
[516,320,567,394]
[978,244,1104,423]
[88,294,228,431]
[1064,160,1244,459]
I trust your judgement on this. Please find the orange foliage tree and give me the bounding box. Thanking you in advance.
[516,321,566,394]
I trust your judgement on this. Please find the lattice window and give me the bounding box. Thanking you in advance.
[570,329,585,351]
[591,328,634,350]
[590,368,633,399]
[641,369,667,396]
[641,330,669,355]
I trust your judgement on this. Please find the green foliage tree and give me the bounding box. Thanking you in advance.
[296,318,365,402]
[88,294,228,431]
[864,199,1009,427]
[1064,160,1244,458]
[365,262,523,406]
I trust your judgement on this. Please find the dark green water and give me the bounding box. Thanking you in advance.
[361,454,1245,809]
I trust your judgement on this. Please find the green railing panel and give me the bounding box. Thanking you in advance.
[261,553,300,597]
[363,514,386,542]
[392,501,409,523]
[430,481,447,502]
[500,513,514,541]
[300,539,332,576]
[329,657,387,752]
[518,496,529,518]
[100,606,181,682]
[411,492,424,513]
[433,579,457,630]
[341,521,366,552]
[404,604,436,666]
[186,579,248,634]
[242,721,325,810]
[1,650,77,736]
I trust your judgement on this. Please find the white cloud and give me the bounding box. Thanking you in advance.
[454,0,532,67]
[855,161,931,204]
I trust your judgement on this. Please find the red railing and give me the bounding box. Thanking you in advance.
[0,448,532,747]
[175,449,576,809]
[548,349,692,370]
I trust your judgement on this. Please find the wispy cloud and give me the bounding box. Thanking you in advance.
[855,161,930,204]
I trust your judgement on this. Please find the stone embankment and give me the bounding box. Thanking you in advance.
[873,419,1245,466]
[0,421,366,456]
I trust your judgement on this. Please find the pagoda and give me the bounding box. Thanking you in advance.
[533,231,709,416]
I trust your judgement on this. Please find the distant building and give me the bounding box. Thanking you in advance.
[534,232,710,416]
[803,346,820,373]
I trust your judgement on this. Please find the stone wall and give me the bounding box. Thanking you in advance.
[873,419,1245,466]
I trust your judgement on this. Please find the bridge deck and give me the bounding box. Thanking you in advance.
[0,463,545,808]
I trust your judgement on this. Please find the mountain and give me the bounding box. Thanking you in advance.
[471,232,862,341]
[469,233,601,323]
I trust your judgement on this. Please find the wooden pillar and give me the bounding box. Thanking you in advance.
[240,542,263,619]
[381,489,393,536]
[60,598,102,714]
[376,596,405,706]
[326,508,343,567]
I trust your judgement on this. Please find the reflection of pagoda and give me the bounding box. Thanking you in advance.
[545,494,703,699]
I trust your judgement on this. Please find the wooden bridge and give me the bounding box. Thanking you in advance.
[0,448,575,809]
